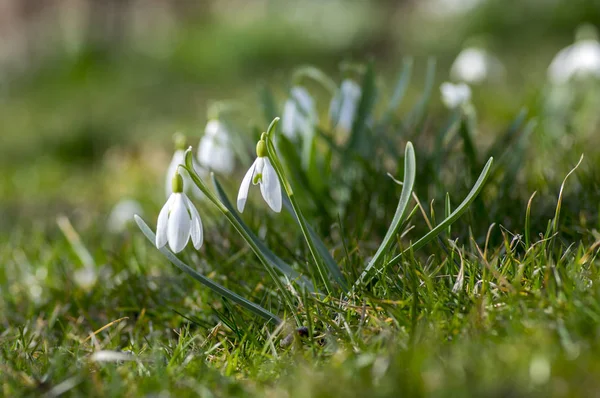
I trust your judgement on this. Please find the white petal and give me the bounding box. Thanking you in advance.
[155,195,174,248]
[260,158,282,213]
[281,100,297,139]
[167,194,191,253]
[237,159,257,213]
[184,195,203,250]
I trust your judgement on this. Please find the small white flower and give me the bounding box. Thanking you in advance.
[237,137,282,213]
[548,26,600,84]
[281,86,318,140]
[329,79,361,135]
[197,119,236,175]
[156,173,203,253]
[440,82,472,109]
[107,198,143,233]
[450,47,504,84]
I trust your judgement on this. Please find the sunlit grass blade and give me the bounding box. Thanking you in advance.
[134,215,281,326]
[211,174,316,293]
[385,157,494,269]
[282,195,348,292]
[354,142,416,289]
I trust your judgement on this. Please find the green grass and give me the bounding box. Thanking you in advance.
[2,38,600,398]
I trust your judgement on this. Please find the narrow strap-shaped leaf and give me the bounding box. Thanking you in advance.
[380,57,414,126]
[134,215,281,326]
[484,107,528,161]
[354,142,416,288]
[291,65,338,94]
[211,175,316,293]
[281,195,348,292]
[346,60,378,159]
[405,57,436,129]
[387,157,494,268]
[259,83,278,125]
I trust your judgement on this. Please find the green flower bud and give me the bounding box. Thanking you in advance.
[172,172,184,193]
[256,139,267,158]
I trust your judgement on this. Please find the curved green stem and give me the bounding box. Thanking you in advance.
[180,150,301,326]
[265,118,335,296]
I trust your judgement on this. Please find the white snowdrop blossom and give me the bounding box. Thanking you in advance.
[237,136,282,213]
[329,79,362,135]
[548,34,600,84]
[197,119,235,175]
[107,198,143,233]
[156,172,203,253]
[281,86,318,140]
[450,47,504,84]
[440,82,472,109]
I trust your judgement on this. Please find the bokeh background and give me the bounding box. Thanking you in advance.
[0,0,599,234]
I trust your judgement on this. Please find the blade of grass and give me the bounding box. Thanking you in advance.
[346,60,378,159]
[380,57,414,126]
[354,142,416,288]
[386,157,494,269]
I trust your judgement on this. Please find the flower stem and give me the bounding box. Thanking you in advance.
[265,118,335,296]
[181,149,301,326]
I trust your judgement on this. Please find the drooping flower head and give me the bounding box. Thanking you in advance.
[329,79,361,135]
[450,46,504,84]
[440,82,472,109]
[156,171,203,253]
[281,86,318,140]
[548,24,600,85]
[107,198,143,233]
[197,119,236,175]
[237,133,282,213]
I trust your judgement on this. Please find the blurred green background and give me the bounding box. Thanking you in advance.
[0,0,599,233]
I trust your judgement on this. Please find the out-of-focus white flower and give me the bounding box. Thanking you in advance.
[281,86,318,140]
[548,25,600,84]
[197,120,236,175]
[73,267,98,291]
[90,350,136,363]
[165,134,205,199]
[237,136,281,213]
[156,172,203,253]
[440,82,472,109]
[329,79,362,135]
[107,198,143,233]
[450,47,504,84]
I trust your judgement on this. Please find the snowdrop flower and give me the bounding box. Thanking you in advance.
[197,119,235,175]
[548,24,600,84]
[281,86,318,140]
[107,198,143,233]
[165,133,204,199]
[329,79,361,135]
[156,172,203,253]
[440,82,472,109]
[450,47,504,84]
[237,135,281,213]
